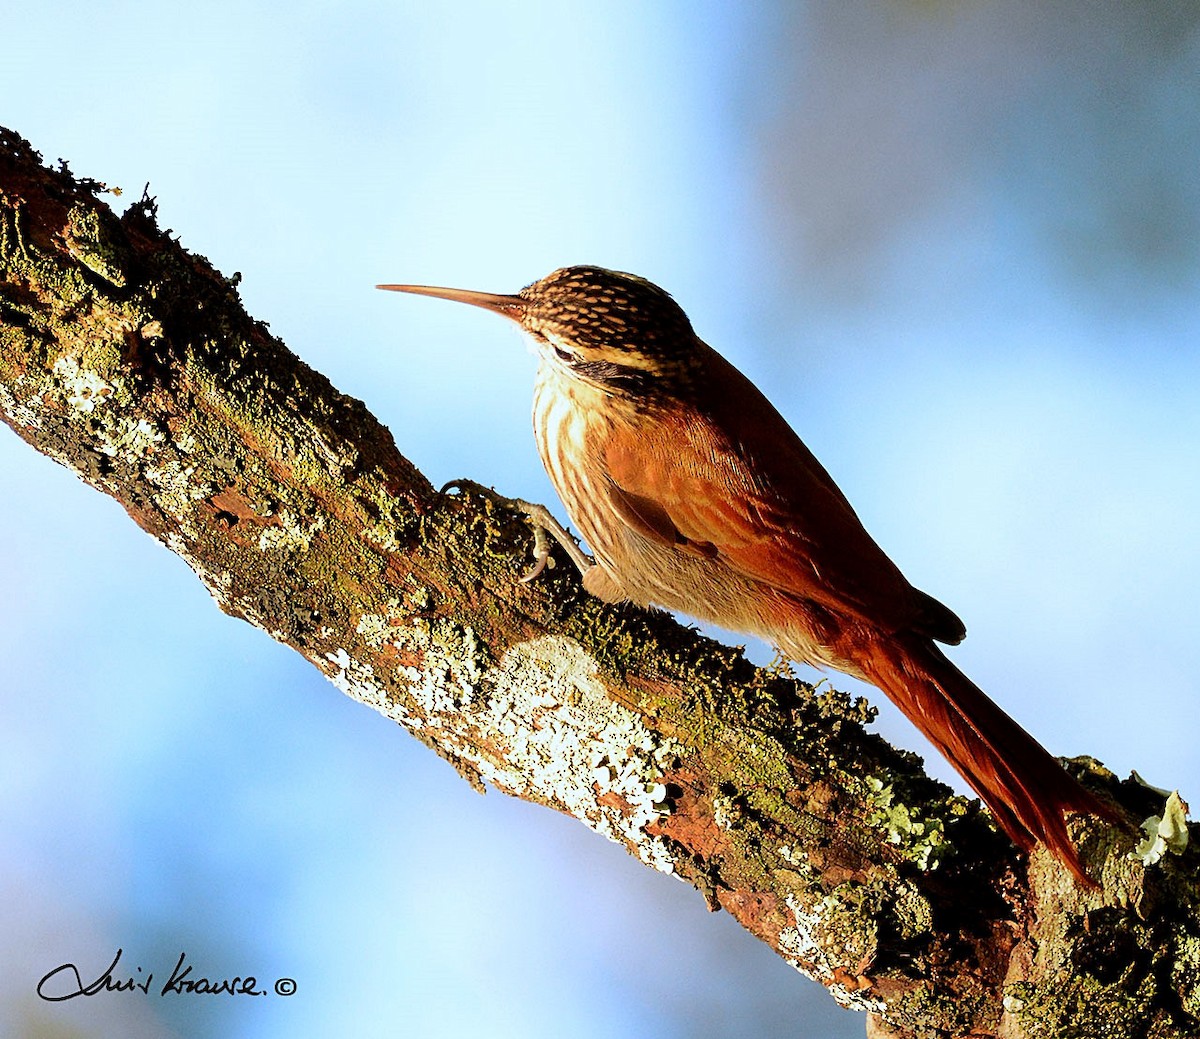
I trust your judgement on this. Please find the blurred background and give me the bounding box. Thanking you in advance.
[2,2,1198,1037]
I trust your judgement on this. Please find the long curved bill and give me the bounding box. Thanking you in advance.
[376,282,527,321]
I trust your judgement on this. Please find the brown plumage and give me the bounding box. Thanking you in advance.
[379,265,1114,883]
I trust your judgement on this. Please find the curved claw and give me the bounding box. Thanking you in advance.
[518,525,553,583]
[514,501,593,576]
[438,477,492,500]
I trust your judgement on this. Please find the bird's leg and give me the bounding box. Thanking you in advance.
[439,479,593,583]
[512,499,594,581]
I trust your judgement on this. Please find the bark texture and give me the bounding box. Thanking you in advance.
[2,126,1198,1039]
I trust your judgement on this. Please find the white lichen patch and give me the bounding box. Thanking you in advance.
[323,647,394,714]
[0,382,44,430]
[257,509,324,554]
[713,793,739,831]
[1002,992,1027,1014]
[778,843,808,865]
[53,356,113,413]
[173,428,200,455]
[97,416,163,460]
[342,617,685,875]
[1133,790,1190,866]
[46,358,170,469]
[144,459,209,530]
[392,616,487,715]
[360,522,404,555]
[356,602,401,650]
[778,893,824,971]
[779,894,887,1013]
[471,635,683,873]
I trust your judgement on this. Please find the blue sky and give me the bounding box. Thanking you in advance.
[2,4,1198,1038]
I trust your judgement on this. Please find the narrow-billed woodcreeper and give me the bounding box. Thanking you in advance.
[379,265,1112,882]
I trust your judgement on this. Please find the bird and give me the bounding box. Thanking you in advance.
[378,265,1115,883]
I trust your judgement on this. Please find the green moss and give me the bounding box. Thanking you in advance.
[63,203,130,288]
[889,882,934,941]
[888,982,990,1039]
[819,883,882,971]
[1003,972,1168,1039]
[1172,930,1200,1019]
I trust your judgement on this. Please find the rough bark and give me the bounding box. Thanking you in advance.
[1,125,1197,1039]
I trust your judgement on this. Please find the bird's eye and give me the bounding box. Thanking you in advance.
[554,345,574,363]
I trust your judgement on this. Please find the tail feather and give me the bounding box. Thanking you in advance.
[856,634,1114,884]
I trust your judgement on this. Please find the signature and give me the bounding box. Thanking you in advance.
[37,949,297,1000]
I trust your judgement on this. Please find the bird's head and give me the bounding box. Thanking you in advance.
[378,266,701,398]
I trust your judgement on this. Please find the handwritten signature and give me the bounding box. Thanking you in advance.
[37,949,297,1000]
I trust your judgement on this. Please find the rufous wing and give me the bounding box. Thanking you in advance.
[603,341,963,642]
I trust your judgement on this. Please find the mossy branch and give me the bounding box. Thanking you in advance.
[2,126,1197,1039]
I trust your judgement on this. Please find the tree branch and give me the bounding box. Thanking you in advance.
[2,126,1197,1039]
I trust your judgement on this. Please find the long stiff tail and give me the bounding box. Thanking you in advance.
[856,634,1114,884]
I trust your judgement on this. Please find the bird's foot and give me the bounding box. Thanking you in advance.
[439,479,593,583]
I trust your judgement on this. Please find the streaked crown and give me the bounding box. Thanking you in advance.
[518,267,693,353]
[516,267,702,397]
